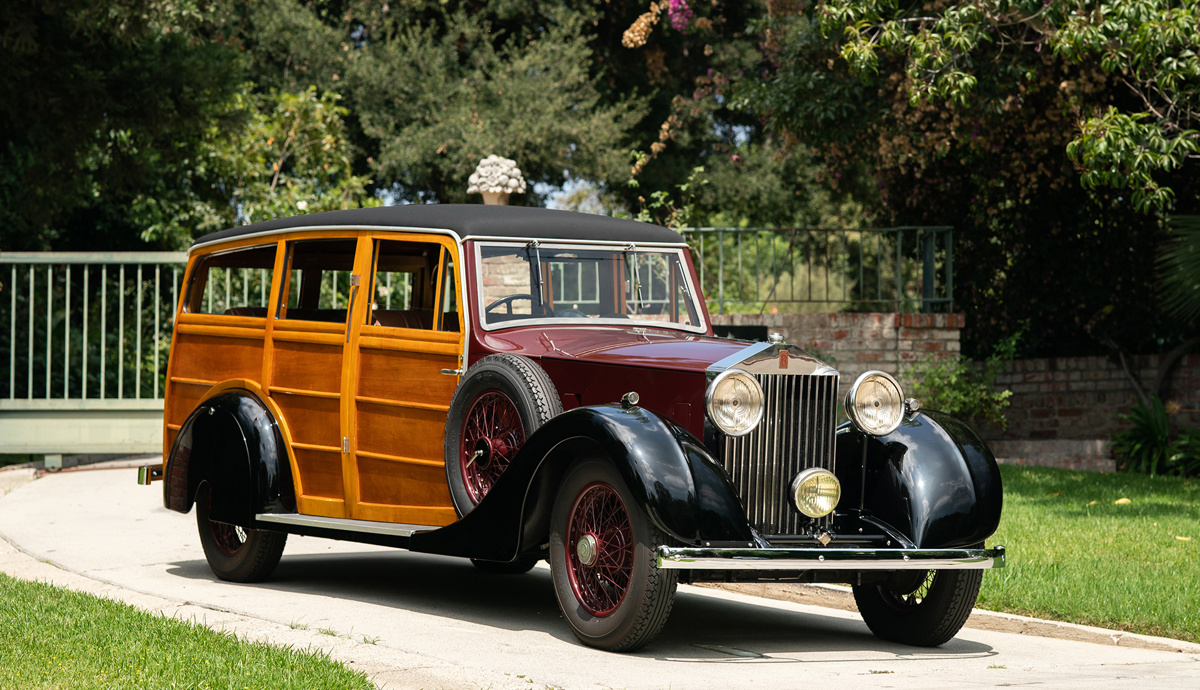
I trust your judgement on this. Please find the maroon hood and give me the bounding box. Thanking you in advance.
[477,325,750,373]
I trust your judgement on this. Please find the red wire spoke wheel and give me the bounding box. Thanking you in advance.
[459,390,525,504]
[195,484,286,583]
[549,459,677,651]
[565,482,634,616]
[208,520,249,557]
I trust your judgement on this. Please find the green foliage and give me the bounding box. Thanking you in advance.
[901,332,1020,428]
[981,465,1200,644]
[0,0,245,250]
[0,574,373,688]
[1159,215,1200,323]
[134,85,379,249]
[737,4,1184,359]
[1111,396,1200,477]
[346,7,641,205]
[809,0,1200,213]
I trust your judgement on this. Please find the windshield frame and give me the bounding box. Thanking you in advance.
[472,240,708,334]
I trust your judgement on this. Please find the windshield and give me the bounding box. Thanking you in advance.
[476,242,704,332]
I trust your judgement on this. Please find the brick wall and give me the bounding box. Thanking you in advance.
[980,353,1200,441]
[710,312,963,398]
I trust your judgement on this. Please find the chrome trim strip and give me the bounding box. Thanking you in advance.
[254,513,439,538]
[188,224,464,256]
[656,545,1006,570]
[461,234,687,248]
[472,241,708,335]
[706,341,773,375]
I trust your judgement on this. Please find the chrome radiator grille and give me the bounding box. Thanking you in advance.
[720,372,840,535]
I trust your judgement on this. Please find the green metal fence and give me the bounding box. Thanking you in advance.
[680,226,954,315]
[0,252,187,455]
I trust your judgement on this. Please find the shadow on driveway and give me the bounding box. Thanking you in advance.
[167,549,997,662]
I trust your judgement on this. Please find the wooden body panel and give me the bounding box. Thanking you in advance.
[164,228,467,527]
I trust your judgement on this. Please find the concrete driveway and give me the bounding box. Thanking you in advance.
[1,463,1197,689]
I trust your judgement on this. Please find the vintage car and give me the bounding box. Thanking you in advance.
[139,205,1005,652]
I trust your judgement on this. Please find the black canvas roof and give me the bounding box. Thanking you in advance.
[192,205,684,247]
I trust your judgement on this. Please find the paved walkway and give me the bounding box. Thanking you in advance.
[1,462,1197,689]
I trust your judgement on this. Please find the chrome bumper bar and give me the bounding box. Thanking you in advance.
[656,545,1005,571]
[136,464,163,485]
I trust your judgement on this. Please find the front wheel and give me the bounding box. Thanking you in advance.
[852,569,983,646]
[549,459,677,652]
[195,484,287,583]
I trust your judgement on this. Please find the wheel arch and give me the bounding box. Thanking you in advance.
[835,409,1003,548]
[411,404,753,561]
[163,382,296,526]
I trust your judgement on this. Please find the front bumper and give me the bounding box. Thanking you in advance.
[656,544,1005,571]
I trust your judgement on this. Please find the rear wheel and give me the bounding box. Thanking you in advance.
[852,569,983,646]
[549,459,677,652]
[195,484,286,583]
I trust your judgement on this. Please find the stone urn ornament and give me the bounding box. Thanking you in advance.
[468,155,527,205]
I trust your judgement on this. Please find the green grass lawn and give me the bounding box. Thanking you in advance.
[979,464,1200,643]
[0,574,373,690]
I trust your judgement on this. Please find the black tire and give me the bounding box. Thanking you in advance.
[470,557,540,574]
[195,484,287,583]
[852,569,983,646]
[549,459,677,652]
[444,354,562,515]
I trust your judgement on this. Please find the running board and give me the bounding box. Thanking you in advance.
[255,513,439,538]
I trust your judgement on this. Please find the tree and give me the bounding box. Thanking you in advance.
[810,0,1200,213]
[732,2,1190,358]
[0,1,244,250]
[234,0,782,212]
[134,86,380,249]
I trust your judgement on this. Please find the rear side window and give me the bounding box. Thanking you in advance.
[277,239,358,322]
[368,239,460,332]
[185,245,276,316]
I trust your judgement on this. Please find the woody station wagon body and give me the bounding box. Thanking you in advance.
[140,205,1005,651]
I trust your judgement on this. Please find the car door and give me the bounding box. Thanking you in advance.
[268,236,358,519]
[344,234,464,526]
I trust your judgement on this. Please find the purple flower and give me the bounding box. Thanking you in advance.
[668,0,693,33]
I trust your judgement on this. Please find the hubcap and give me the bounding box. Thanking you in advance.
[576,534,599,567]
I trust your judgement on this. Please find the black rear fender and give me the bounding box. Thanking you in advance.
[163,391,294,526]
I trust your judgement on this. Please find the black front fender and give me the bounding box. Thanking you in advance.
[835,409,1003,548]
[411,404,752,561]
[163,391,294,526]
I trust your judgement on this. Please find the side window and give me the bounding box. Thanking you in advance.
[368,239,445,331]
[277,239,357,322]
[185,244,276,316]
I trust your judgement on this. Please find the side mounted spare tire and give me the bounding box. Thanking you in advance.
[444,354,563,515]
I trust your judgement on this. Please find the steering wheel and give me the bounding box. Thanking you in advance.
[486,293,536,316]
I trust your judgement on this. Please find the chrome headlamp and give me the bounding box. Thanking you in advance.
[705,369,764,436]
[845,371,905,436]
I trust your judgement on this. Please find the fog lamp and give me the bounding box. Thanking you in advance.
[791,468,841,518]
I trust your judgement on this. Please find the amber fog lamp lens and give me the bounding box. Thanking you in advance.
[792,468,841,518]
[845,371,904,436]
[705,369,764,436]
